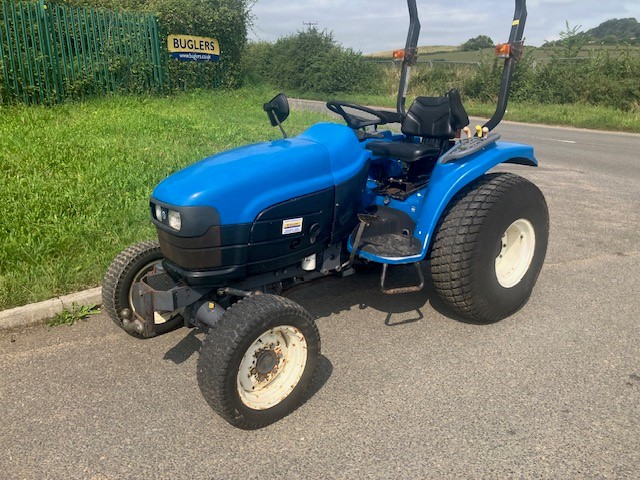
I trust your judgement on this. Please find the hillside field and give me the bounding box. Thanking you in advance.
[368,45,640,63]
[368,45,458,58]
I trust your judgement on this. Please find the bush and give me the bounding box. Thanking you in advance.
[374,47,640,112]
[58,0,251,89]
[460,35,494,51]
[368,20,640,112]
[243,28,380,94]
[152,0,250,89]
[408,63,478,97]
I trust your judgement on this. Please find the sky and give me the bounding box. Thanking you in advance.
[248,0,640,53]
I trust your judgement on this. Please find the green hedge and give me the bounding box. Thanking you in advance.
[56,0,250,90]
[380,47,640,112]
[151,0,249,89]
[242,28,379,94]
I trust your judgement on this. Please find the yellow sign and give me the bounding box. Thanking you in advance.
[168,34,220,62]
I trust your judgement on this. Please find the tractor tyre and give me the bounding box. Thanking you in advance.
[430,173,549,323]
[197,294,320,429]
[102,241,183,337]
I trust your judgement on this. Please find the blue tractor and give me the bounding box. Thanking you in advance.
[103,0,548,429]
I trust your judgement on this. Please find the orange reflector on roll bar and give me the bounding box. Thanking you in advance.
[495,43,512,58]
[393,49,405,60]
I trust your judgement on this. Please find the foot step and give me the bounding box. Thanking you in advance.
[380,262,424,294]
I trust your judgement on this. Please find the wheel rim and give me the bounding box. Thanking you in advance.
[495,219,536,288]
[128,260,174,325]
[236,325,308,410]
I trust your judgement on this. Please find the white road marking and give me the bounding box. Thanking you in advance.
[533,136,577,144]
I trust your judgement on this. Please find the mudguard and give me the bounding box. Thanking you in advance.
[355,141,537,264]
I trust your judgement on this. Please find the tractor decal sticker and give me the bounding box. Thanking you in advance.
[282,218,303,235]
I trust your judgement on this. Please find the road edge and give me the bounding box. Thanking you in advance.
[0,287,102,331]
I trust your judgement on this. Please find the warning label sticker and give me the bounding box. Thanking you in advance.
[282,218,303,235]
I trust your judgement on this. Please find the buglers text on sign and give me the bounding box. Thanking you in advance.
[168,34,220,62]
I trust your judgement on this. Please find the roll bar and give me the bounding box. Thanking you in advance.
[396,0,528,132]
[396,0,420,115]
[484,0,527,131]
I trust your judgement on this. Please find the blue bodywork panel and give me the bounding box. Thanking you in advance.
[153,118,536,267]
[352,140,538,264]
[152,123,370,224]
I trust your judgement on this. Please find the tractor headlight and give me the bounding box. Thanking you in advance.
[152,203,181,231]
[167,210,181,231]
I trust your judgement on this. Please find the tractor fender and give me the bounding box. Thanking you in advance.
[368,141,537,264]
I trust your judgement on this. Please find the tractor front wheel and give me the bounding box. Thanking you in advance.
[102,241,183,337]
[197,294,320,429]
[430,173,549,323]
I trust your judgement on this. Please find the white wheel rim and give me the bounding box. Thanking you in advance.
[495,219,536,288]
[128,260,174,325]
[237,325,308,410]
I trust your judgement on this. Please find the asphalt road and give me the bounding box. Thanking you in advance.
[2,107,640,479]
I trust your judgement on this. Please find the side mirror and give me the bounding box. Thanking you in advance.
[263,93,290,138]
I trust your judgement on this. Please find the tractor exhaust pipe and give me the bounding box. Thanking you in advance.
[396,0,420,115]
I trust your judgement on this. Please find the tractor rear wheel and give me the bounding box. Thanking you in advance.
[102,241,183,337]
[197,294,320,429]
[430,173,549,323]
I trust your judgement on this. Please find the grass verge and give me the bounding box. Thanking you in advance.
[294,91,640,133]
[0,88,332,310]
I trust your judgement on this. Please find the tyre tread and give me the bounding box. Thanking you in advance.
[197,294,320,429]
[101,240,161,336]
[430,173,544,322]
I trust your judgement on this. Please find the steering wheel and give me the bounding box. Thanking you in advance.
[326,100,390,130]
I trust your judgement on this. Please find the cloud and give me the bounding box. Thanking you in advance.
[249,0,639,52]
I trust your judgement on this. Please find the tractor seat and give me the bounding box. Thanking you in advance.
[366,89,470,163]
[366,141,440,163]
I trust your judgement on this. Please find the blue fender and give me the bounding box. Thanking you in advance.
[354,141,537,264]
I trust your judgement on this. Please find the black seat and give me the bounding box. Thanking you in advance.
[366,142,440,163]
[366,89,469,163]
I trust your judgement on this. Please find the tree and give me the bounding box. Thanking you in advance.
[557,21,586,58]
[460,35,494,51]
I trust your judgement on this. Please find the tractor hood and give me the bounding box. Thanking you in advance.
[151,123,370,225]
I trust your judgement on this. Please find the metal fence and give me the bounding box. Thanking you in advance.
[0,0,163,104]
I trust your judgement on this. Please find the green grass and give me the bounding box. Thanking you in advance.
[296,91,640,133]
[465,101,640,132]
[47,303,100,327]
[0,88,332,310]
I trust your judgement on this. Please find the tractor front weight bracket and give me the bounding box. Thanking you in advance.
[130,270,207,338]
